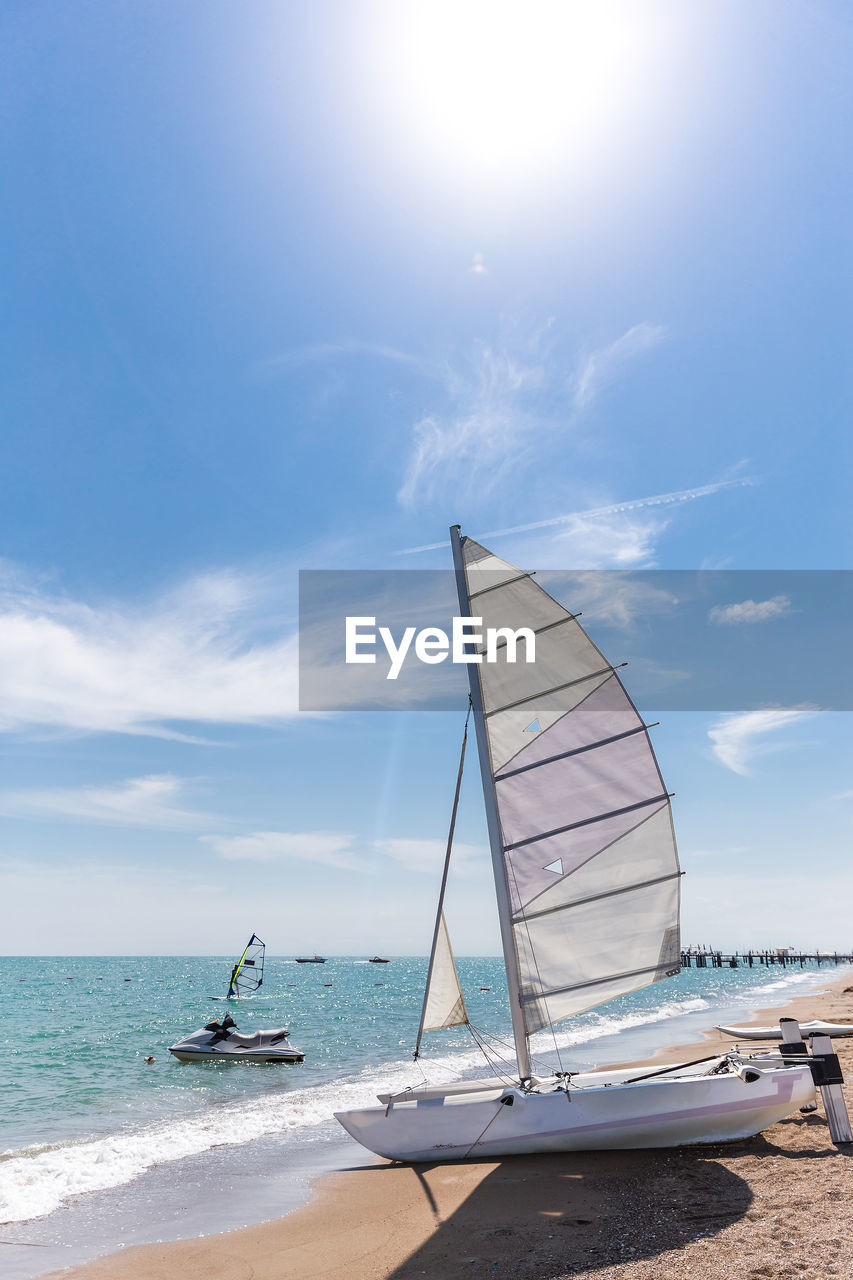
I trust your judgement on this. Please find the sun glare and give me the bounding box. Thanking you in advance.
[372,0,655,179]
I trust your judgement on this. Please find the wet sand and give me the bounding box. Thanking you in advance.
[48,971,853,1280]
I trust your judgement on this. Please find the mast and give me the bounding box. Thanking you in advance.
[450,524,533,1081]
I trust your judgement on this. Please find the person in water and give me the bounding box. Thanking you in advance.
[228,964,239,996]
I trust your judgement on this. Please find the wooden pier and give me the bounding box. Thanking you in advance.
[680,950,853,969]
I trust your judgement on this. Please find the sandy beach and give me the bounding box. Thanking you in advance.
[44,969,853,1280]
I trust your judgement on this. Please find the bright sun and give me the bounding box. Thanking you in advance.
[370,0,656,179]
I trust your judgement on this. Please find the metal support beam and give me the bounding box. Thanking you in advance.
[810,1032,853,1143]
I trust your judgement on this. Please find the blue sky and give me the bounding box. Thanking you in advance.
[1,0,851,954]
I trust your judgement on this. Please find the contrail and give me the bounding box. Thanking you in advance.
[396,477,756,555]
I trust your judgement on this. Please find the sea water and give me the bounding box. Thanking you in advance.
[0,955,846,1276]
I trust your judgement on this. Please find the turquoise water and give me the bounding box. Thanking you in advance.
[0,954,845,1233]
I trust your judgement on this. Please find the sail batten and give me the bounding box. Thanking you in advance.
[504,793,671,851]
[456,530,681,1043]
[475,613,578,656]
[521,960,680,1002]
[516,869,684,923]
[468,571,532,599]
[496,722,651,781]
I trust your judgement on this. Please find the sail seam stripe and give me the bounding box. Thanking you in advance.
[520,962,677,1003]
[485,665,622,717]
[504,794,670,851]
[513,871,683,923]
[468,572,531,600]
[474,614,577,656]
[495,723,649,781]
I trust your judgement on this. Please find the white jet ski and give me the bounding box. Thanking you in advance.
[716,1019,853,1041]
[169,1014,305,1063]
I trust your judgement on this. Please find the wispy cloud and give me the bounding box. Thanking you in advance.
[681,845,751,859]
[708,708,817,775]
[571,322,666,410]
[202,831,488,876]
[201,831,362,870]
[545,570,679,628]
[0,774,213,829]
[397,331,553,509]
[709,595,792,626]
[264,339,435,379]
[374,837,487,874]
[270,321,669,512]
[518,510,668,570]
[398,477,756,558]
[0,567,299,738]
[396,321,669,509]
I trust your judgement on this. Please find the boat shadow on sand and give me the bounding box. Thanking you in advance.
[374,1116,845,1279]
[742,1111,853,1160]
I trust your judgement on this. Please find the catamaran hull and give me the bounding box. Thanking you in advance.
[335,1065,815,1160]
[716,1020,853,1040]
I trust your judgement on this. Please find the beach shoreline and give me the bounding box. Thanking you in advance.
[41,966,853,1280]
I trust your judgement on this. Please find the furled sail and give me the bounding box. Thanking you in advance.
[458,536,681,1038]
[228,934,265,997]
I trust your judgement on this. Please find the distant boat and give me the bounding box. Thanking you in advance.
[219,934,265,999]
[295,955,326,963]
[335,525,816,1161]
[368,956,389,963]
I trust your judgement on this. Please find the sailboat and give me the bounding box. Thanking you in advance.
[335,526,816,1159]
[224,934,265,998]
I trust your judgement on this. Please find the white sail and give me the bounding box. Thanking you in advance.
[459,536,681,1038]
[420,912,468,1031]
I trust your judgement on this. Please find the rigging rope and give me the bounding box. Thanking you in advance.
[465,1024,518,1084]
[461,1099,511,1160]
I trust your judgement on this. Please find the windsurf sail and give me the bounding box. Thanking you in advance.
[227,934,265,997]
